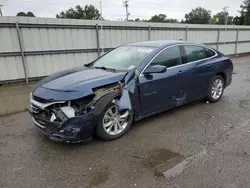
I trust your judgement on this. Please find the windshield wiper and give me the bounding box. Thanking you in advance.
[93,66,116,72]
[84,63,92,67]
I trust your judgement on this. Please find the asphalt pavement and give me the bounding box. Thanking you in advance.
[1,56,250,188]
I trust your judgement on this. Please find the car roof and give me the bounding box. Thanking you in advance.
[127,40,197,48]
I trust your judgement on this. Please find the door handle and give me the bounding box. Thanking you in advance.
[207,64,212,67]
[177,70,183,75]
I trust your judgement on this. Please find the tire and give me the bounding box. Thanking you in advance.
[206,75,225,103]
[96,101,133,141]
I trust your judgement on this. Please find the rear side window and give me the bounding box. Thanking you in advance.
[184,45,207,62]
[205,48,216,57]
[151,46,182,68]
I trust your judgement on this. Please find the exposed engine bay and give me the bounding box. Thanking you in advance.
[30,82,124,125]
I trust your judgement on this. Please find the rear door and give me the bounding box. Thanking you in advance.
[182,45,217,99]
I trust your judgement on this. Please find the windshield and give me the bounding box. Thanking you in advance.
[93,46,156,71]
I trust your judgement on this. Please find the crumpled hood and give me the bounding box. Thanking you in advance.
[32,66,127,101]
[41,68,126,91]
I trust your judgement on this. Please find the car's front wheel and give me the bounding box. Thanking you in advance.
[96,102,133,141]
[206,75,225,103]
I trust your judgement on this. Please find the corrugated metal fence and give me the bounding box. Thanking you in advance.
[0,16,250,83]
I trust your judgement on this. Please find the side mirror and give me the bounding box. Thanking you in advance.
[143,65,167,74]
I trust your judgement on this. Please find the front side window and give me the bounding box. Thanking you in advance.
[93,46,156,71]
[151,46,182,68]
[184,45,207,62]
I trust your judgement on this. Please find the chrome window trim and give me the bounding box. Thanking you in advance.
[140,44,218,76]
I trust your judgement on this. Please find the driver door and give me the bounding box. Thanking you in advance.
[138,46,186,115]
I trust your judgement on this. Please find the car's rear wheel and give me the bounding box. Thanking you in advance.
[206,75,225,103]
[96,102,133,141]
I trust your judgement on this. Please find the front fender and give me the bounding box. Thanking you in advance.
[92,91,121,115]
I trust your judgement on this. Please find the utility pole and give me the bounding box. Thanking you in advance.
[123,0,129,21]
[0,5,3,16]
[222,6,229,25]
[100,1,102,20]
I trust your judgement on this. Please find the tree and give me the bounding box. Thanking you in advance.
[233,16,240,25]
[26,12,35,17]
[16,11,35,17]
[239,0,250,25]
[213,11,233,24]
[17,12,26,16]
[56,5,101,20]
[149,14,167,22]
[234,7,248,25]
[184,7,211,24]
[149,14,178,23]
[166,18,179,23]
[84,5,101,20]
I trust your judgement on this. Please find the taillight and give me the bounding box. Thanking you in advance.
[229,58,233,64]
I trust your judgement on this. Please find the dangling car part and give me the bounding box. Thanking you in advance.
[28,40,233,143]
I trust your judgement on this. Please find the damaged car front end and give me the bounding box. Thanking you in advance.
[28,81,129,143]
[28,44,156,142]
[29,93,97,143]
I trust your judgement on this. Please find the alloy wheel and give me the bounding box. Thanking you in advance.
[211,78,224,100]
[102,105,130,136]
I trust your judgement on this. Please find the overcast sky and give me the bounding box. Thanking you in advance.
[0,0,243,21]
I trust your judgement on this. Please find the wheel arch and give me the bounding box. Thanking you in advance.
[216,72,227,84]
[92,91,121,115]
[94,92,135,140]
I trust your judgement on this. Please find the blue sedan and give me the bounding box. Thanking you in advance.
[28,40,233,143]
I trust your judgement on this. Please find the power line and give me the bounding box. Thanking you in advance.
[115,0,228,8]
[11,0,238,9]
[106,0,236,12]
[3,0,240,20]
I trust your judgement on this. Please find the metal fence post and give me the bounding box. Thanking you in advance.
[235,28,239,55]
[16,22,29,84]
[96,24,100,57]
[185,26,188,41]
[148,25,151,40]
[216,28,220,50]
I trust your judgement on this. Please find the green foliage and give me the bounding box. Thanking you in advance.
[148,14,178,23]
[84,5,101,20]
[213,12,233,24]
[167,18,179,23]
[16,12,35,17]
[149,14,167,22]
[184,7,211,24]
[132,18,148,22]
[56,5,101,20]
[238,0,250,25]
[233,15,244,25]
